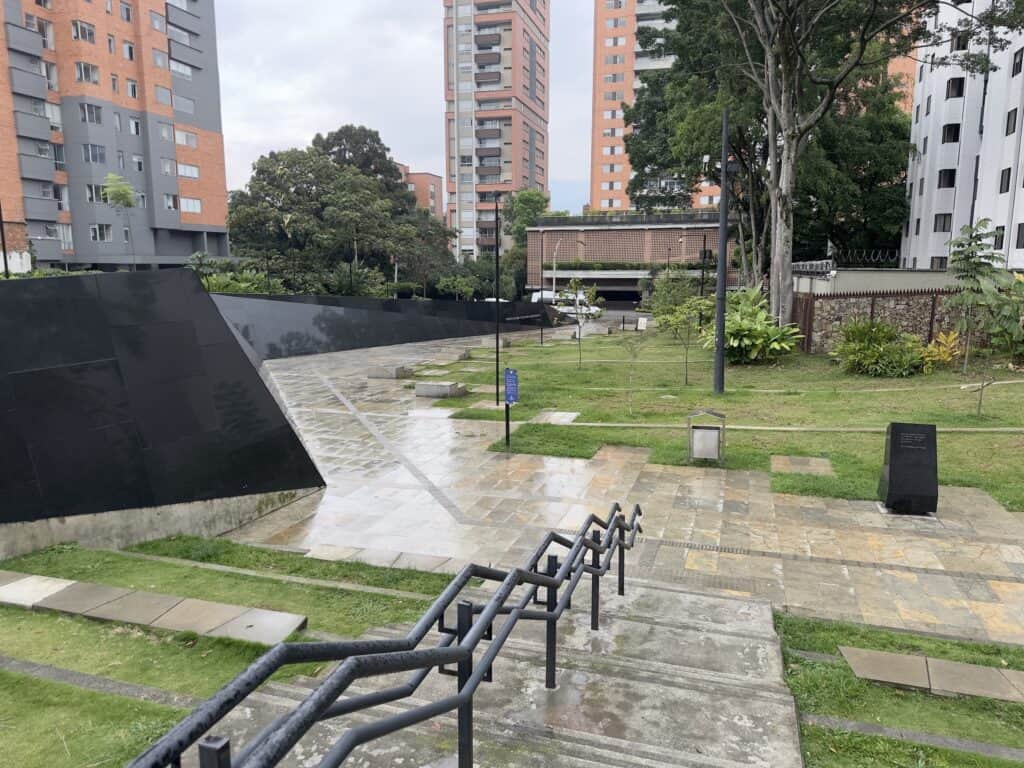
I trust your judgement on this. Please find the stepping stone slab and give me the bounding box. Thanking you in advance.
[532,411,580,425]
[0,571,27,588]
[0,575,76,608]
[348,549,401,568]
[840,646,930,690]
[1004,669,1024,698]
[151,598,248,635]
[37,582,132,615]
[928,658,1024,702]
[367,365,412,379]
[415,381,467,398]
[208,608,307,646]
[86,591,183,626]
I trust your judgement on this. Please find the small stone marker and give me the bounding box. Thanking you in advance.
[840,646,930,690]
[415,381,467,398]
[367,365,412,380]
[878,423,938,516]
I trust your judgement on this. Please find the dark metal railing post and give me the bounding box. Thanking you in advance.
[545,554,558,690]
[198,737,231,768]
[618,524,626,596]
[457,600,474,768]
[590,531,601,631]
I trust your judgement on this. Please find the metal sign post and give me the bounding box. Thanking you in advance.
[504,368,519,451]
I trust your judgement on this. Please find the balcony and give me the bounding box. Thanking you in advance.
[5,23,42,56]
[477,236,497,248]
[14,111,50,141]
[476,128,502,139]
[475,52,501,66]
[475,33,501,48]
[8,66,46,99]
[475,71,501,85]
[18,153,54,181]
[476,147,501,158]
[23,196,58,222]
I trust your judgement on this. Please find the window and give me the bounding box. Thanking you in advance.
[108,34,115,53]
[119,2,132,22]
[172,94,195,113]
[123,41,134,60]
[153,49,168,68]
[58,223,73,251]
[938,169,956,188]
[602,146,622,155]
[79,103,102,124]
[167,24,191,46]
[42,61,58,91]
[604,37,625,47]
[178,163,199,179]
[602,109,623,120]
[52,143,65,171]
[946,77,965,98]
[995,226,1006,249]
[71,20,95,43]
[922,136,928,155]
[82,143,105,163]
[1017,223,1024,249]
[123,227,131,244]
[918,177,924,195]
[1001,167,1012,193]
[150,11,165,32]
[605,55,625,65]
[952,32,969,52]
[159,122,173,141]
[131,154,143,172]
[1014,49,1024,77]
[169,59,192,80]
[155,85,172,105]
[75,62,100,84]
[137,193,147,208]
[160,158,177,176]
[127,79,138,98]
[942,123,961,143]
[85,184,106,203]
[128,117,141,135]
[926,95,931,115]
[606,17,626,27]
[1009,109,1018,135]
[602,163,620,173]
[44,102,62,131]
[604,91,624,101]
[114,112,121,132]
[180,197,202,214]
[111,74,118,93]
[934,213,952,233]
[163,193,179,210]
[915,218,921,235]
[117,150,125,169]
[89,224,113,242]
[915,105,920,124]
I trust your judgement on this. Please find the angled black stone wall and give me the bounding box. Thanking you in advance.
[212,294,553,362]
[0,270,323,525]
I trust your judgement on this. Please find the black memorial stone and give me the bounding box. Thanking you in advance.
[0,270,323,525]
[878,423,939,516]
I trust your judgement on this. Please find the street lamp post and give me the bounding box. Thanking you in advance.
[0,199,10,279]
[714,109,730,396]
[494,194,502,407]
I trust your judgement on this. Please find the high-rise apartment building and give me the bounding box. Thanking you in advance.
[903,1,1024,271]
[0,0,227,272]
[589,0,718,213]
[444,0,550,262]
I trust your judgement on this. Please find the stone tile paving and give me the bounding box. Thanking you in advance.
[0,574,305,645]
[771,455,836,476]
[233,335,1024,645]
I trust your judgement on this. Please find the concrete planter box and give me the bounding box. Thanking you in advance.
[368,365,412,380]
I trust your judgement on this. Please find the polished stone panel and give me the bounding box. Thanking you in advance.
[213,293,553,362]
[0,270,323,525]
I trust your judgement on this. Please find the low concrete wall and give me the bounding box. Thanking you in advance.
[794,269,955,295]
[0,488,320,560]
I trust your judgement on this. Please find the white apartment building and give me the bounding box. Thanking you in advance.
[903,2,1024,270]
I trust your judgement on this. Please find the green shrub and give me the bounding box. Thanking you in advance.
[832,320,925,377]
[702,288,802,364]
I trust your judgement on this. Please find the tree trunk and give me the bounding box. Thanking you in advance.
[736,212,750,288]
[771,136,797,326]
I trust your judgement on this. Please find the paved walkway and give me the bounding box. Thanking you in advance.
[231,336,1024,645]
[0,570,306,645]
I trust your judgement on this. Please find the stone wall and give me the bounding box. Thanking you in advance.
[795,290,958,354]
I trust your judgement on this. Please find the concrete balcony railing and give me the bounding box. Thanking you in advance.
[15,110,50,141]
[18,153,55,181]
[5,22,42,56]
[475,33,502,48]
[8,66,46,98]
[23,196,58,222]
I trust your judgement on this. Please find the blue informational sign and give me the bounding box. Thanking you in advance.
[505,368,519,405]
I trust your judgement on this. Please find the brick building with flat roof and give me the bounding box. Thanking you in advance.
[398,163,444,220]
[0,0,228,271]
[527,212,738,298]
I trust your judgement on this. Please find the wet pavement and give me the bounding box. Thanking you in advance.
[232,335,1024,646]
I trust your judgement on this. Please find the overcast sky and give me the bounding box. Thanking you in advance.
[216,0,595,213]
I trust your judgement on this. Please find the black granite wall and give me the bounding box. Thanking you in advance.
[212,294,553,362]
[0,270,323,525]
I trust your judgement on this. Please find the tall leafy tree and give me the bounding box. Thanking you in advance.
[650,0,1024,323]
[503,188,550,249]
[311,125,410,203]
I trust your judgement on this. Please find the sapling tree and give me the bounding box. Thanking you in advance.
[659,296,713,386]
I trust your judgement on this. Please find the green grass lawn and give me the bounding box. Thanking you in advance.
[2,545,432,638]
[801,725,1024,767]
[422,334,1024,511]
[780,614,1024,764]
[130,536,454,595]
[0,670,183,768]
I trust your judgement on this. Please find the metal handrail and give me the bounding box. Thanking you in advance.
[130,503,644,768]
